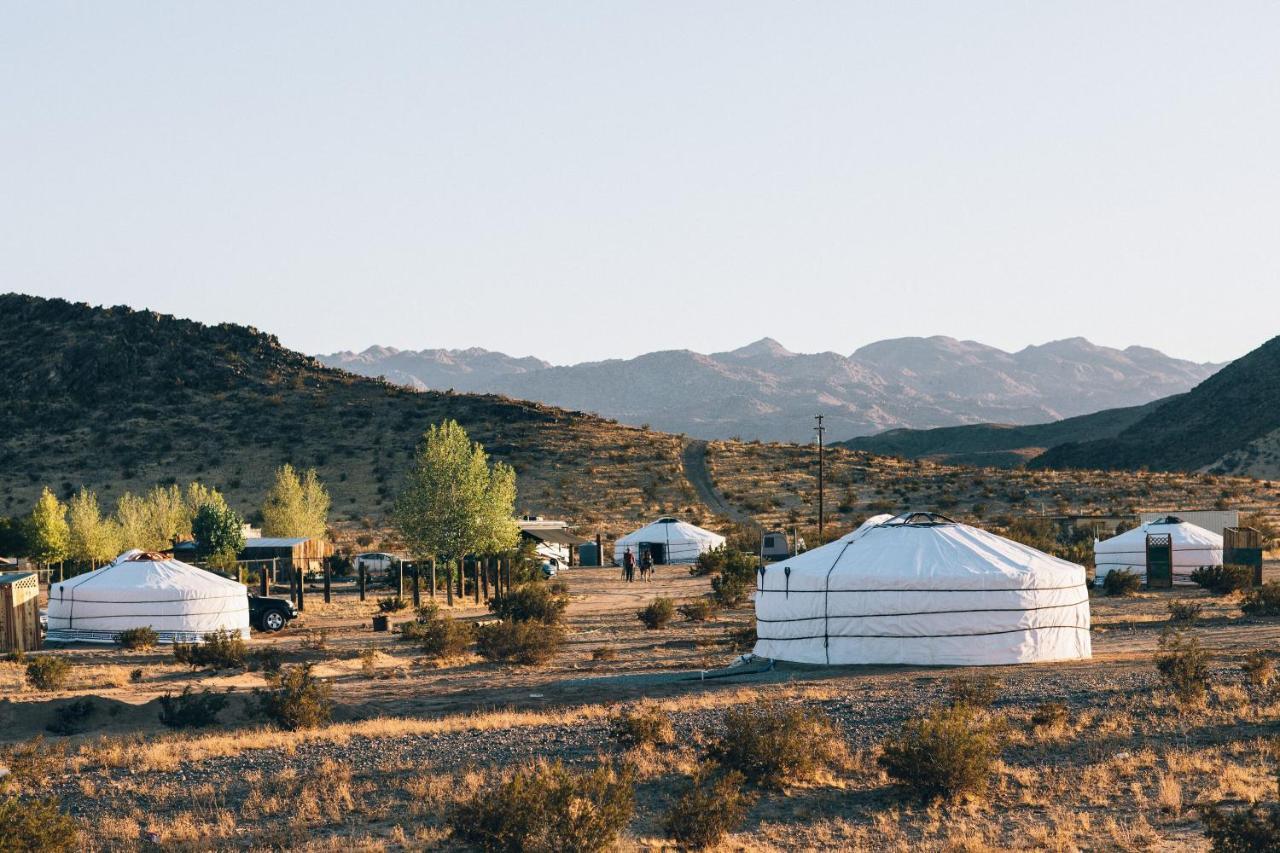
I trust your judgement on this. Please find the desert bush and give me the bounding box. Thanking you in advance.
[663,768,755,850]
[489,582,569,625]
[1191,564,1255,595]
[25,657,70,691]
[173,629,246,670]
[1155,629,1211,704]
[1242,651,1276,689]
[359,646,378,677]
[609,703,675,748]
[0,795,79,852]
[1029,701,1069,731]
[1168,599,1204,624]
[678,598,718,622]
[248,647,282,673]
[158,686,229,729]
[946,673,1001,709]
[299,628,329,651]
[129,667,143,683]
[708,702,847,790]
[46,698,95,736]
[1200,801,1280,852]
[591,646,618,661]
[638,597,676,630]
[400,607,475,658]
[376,595,409,613]
[1102,569,1142,597]
[252,664,332,730]
[449,759,635,853]
[476,620,563,665]
[547,577,570,597]
[878,704,999,801]
[114,626,159,650]
[1241,582,1280,617]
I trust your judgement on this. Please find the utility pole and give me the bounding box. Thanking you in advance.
[815,414,826,540]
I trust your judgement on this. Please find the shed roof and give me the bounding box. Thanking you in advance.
[521,528,592,546]
[244,537,312,548]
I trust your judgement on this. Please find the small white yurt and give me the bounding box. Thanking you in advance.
[614,517,726,565]
[1094,516,1223,586]
[753,513,1091,666]
[46,550,251,644]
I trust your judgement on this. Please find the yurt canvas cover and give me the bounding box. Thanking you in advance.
[614,517,726,565]
[46,550,251,644]
[753,513,1091,666]
[1094,516,1222,585]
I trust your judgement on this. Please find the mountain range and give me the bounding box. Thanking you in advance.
[317,337,1222,443]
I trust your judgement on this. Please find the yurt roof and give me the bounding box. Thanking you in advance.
[53,550,245,600]
[617,518,724,545]
[1096,517,1222,551]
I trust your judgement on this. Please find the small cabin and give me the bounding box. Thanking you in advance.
[239,537,332,578]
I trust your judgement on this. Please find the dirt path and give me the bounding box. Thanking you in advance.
[681,439,753,524]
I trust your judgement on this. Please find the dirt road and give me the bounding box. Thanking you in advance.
[681,439,753,524]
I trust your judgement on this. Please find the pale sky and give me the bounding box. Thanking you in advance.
[3,2,1278,365]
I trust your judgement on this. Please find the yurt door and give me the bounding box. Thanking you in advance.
[1146,534,1173,589]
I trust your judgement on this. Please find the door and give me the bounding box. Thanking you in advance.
[1146,534,1173,589]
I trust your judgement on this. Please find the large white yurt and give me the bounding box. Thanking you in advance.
[46,550,251,643]
[753,513,1091,666]
[1094,516,1222,586]
[614,517,726,565]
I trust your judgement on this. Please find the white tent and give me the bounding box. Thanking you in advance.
[614,517,726,565]
[1094,516,1222,586]
[842,514,895,542]
[46,550,251,644]
[753,513,1091,666]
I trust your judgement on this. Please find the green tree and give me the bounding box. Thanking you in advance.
[67,488,121,568]
[262,464,329,539]
[0,516,29,557]
[192,504,247,569]
[29,487,70,573]
[394,420,519,603]
[184,482,228,523]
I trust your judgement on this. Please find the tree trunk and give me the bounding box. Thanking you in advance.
[481,556,490,601]
[446,559,454,606]
[429,558,436,599]
[412,564,421,608]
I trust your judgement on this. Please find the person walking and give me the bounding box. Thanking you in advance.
[623,547,635,583]
[640,550,653,582]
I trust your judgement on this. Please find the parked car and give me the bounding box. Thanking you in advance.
[248,594,298,632]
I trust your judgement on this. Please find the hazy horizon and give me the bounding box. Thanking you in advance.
[4,3,1278,365]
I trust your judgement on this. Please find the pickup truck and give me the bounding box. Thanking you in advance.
[248,594,298,632]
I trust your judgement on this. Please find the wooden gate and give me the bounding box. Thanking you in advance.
[1223,526,1263,586]
[1146,534,1173,589]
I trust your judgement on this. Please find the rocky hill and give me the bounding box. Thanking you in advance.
[318,336,1221,443]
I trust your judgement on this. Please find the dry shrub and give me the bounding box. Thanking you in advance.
[173,629,246,670]
[25,657,71,691]
[489,582,568,625]
[377,596,409,613]
[663,768,755,850]
[1242,651,1276,688]
[299,629,329,651]
[114,626,159,650]
[708,701,847,790]
[591,646,618,661]
[609,703,675,748]
[1102,569,1141,597]
[449,759,635,853]
[946,673,1001,709]
[1167,599,1204,624]
[878,704,1000,801]
[476,621,563,665]
[1190,564,1255,595]
[638,597,676,630]
[252,664,332,730]
[1029,701,1069,731]
[248,647,282,674]
[678,598,718,623]
[401,604,475,659]
[1155,629,1211,705]
[158,687,229,729]
[1199,742,1280,852]
[0,795,79,852]
[723,618,756,653]
[46,698,95,736]
[359,646,378,677]
[1241,582,1280,617]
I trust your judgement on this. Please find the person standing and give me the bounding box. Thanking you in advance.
[623,547,635,583]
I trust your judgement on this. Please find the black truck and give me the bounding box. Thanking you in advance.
[247,594,298,632]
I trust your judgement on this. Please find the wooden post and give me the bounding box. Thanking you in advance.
[429,558,436,599]
[296,563,305,612]
[323,558,332,604]
[412,563,421,608]
[260,563,268,597]
[596,533,603,568]
[358,563,366,601]
[397,560,405,601]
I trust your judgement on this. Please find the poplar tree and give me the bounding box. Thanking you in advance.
[29,487,70,573]
[67,488,120,568]
[262,464,329,538]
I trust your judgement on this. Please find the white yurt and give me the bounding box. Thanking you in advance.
[614,517,726,565]
[841,513,895,542]
[753,513,1091,666]
[1094,516,1222,586]
[46,550,251,643]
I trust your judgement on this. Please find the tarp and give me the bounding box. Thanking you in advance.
[614,517,726,565]
[753,514,1091,666]
[46,549,251,644]
[1094,516,1222,585]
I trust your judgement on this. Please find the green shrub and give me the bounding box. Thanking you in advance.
[678,598,718,622]
[638,597,676,630]
[1168,599,1204,624]
[1190,564,1255,595]
[449,759,635,853]
[695,548,758,607]
[476,620,564,665]
[158,686,229,729]
[25,657,71,691]
[1242,651,1276,689]
[878,704,999,801]
[376,596,409,613]
[173,629,246,670]
[1029,701,1069,731]
[946,673,1001,709]
[252,664,332,730]
[489,582,569,625]
[46,698,95,736]
[1155,629,1211,704]
[609,703,675,748]
[708,702,847,790]
[663,768,755,850]
[114,626,159,650]
[400,606,475,658]
[1241,582,1280,617]
[1102,569,1141,597]
[0,795,80,852]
